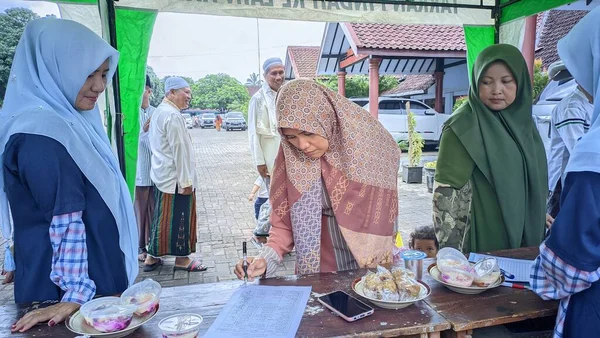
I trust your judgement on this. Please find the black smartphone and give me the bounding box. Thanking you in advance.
[317,290,374,322]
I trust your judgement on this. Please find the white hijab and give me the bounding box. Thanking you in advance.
[0,18,138,285]
[559,7,600,176]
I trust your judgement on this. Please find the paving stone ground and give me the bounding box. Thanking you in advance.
[0,127,437,305]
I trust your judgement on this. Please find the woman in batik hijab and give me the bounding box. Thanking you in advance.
[433,44,548,254]
[235,79,400,279]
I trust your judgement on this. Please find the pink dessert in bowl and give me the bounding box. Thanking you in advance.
[121,279,162,316]
[80,297,136,333]
[158,313,203,338]
[436,247,476,287]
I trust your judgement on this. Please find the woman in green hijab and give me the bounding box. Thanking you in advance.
[433,44,548,253]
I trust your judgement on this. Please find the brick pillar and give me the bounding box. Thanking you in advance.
[523,14,538,83]
[337,71,347,97]
[368,58,381,118]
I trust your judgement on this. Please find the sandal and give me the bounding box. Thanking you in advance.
[143,258,163,272]
[174,260,208,272]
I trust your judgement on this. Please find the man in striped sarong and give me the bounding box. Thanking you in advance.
[135,75,155,262]
[144,77,206,272]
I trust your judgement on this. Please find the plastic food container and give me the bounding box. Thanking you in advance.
[121,279,162,316]
[158,314,203,338]
[80,297,136,333]
[436,247,475,287]
[401,250,426,280]
[473,257,502,287]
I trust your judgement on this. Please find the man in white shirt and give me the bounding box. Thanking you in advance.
[145,77,206,272]
[248,57,285,178]
[135,75,155,262]
[546,61,594,218]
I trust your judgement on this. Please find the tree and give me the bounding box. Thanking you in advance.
[146,66,164,107]
[0,8,40,104]
[246,73,263,86]
[190,73,250,114]
[316,75,397,97]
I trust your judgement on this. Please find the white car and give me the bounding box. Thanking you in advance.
[361,98,450,145]
[182,113,193,129]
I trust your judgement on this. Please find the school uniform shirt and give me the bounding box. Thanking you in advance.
[547,88,593,192]
[136,105,155,187]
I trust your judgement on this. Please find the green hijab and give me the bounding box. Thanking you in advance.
[437,44,548,251]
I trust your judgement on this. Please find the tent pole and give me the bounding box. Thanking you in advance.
[494,0,501,44]
[106,0,127,179]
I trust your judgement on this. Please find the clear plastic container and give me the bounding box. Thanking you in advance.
[80,297,136,333]
[158,313,203,338]
[120,279,162,316]
[473,257,502,287]
[436,247,475,287]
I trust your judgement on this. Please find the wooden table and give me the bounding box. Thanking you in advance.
[1,269,450,338]
[422,247,558,338]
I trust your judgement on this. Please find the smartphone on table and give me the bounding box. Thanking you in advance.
[317,290,374,322]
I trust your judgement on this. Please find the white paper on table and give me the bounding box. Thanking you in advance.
[468,253,534,283]
[204,285,312,338]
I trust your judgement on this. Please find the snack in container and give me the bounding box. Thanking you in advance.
[362,266,400,301]
[436,247,475,287]
[391,267,422,301]
[158,313,203,338]
[80,296,136,333]
[473,257,502,287]
[121,279,162,316]
[361,266,424,302]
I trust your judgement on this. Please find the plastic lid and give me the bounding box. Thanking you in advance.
[401,250,426,260]
[80,297,136,318]
[473,258,498,277]
[158,314,203,334]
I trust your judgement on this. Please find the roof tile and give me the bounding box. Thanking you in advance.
[383,74,436,95]
[349,23,465,51]
[535,10,589,69]
[287,46,321,78]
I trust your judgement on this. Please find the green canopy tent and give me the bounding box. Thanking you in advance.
[30,0,597,197]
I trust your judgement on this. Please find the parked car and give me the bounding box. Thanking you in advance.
[200,113,216,129]
[532,75,577,155]
[349,97,369,107]
[363,98,450,145]
[182,113,193,129]
[224,112,247,131]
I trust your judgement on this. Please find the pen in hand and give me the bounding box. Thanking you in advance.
[242,241,248,284]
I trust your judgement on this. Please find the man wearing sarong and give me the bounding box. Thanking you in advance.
[135,75,156,262]
[144,76,206,272]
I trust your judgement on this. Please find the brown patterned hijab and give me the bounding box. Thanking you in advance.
[271,79,400,274]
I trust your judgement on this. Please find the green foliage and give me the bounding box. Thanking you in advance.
[424,161,437,169]
[146,66,164,107]
[190,73,250,113]
[533,58,549,101]
[407,103,424,167]
[0,8,40,100]
[453,96,468,112]
[397,140,408,152]
[316,75,397,97]
[245,73,263,86]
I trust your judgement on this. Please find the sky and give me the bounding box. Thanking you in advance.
[2,1,325,83]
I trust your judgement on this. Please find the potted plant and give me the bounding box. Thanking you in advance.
[402,103,424,184]
[424,161,437,193]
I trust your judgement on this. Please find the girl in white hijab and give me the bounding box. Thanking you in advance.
[530,7,600,338]
[0,18,138,332]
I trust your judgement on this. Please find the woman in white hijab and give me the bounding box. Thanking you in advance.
[0,18,138,332]
[530,7,600,338]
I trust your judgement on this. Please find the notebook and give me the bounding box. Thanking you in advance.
[468,253,534,283]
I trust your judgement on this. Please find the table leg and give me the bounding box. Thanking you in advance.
[441,330,473,338]
[428,332,441,338]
